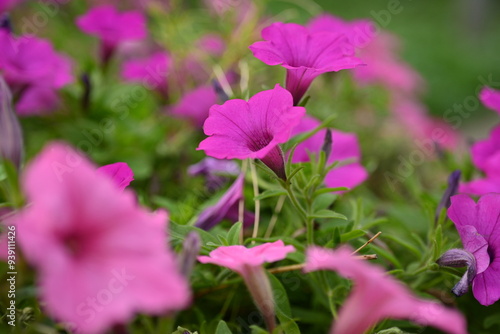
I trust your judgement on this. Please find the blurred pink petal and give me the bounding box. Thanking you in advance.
[480,86,500,115]
[10,143,190,333]
[305,246,467,334]
[97,162,134,191]
[170,85,217,127]
[121,51,170,93]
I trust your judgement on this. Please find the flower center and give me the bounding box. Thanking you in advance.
[246,131,273,152]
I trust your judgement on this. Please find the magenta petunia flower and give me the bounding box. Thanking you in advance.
[305,246,467,334]
[121,51,170,94]
[480,86,500,115]
[292,116,368,191]
[97,162,134,191]
[170,85,218,128]
[195,175,254,230]
[76,5,147,63]
[460,125,500,195]
[197,34,226,57]
[354,32,423,95]
[437,194,500,306]
[0,31,73,115]
[307,14,375,50]
[198,240,295,331]
[10,143,190,333]
[249,22,364,105]
[197,84,305,179]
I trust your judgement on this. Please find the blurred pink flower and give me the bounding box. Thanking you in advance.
[10,143,190,334]
[249,22,363,105]
[460,125,500,195]
[393,98,459,150]
[0,31,73,115]
[197,34,225,57]
[0,0,21,13]
[307,14,375,50]
[292,116,368,192]
[170,85,217,127]
[121,51,170,93]
[198,240,295,331]
[305,246,467,334]
[354,32,423,95]
[480,86,500,115]
[195,175,254,230]
[197,84,305,179]
[97,162,134,191]
[76,5,147,63]
[438,194,500,306]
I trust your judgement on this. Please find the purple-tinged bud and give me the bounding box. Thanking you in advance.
[322,129,332,161]
[260,146,287,180]
[178,232,201,278]
[436,248,476,296]
[80,73,92,111]
[435,170,461,221]
[212,79,229,103]
[0,13,12,33]
[0,76,23,170]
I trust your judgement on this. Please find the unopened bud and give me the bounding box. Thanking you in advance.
[0,76,24,170]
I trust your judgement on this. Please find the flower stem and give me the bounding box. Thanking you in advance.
[250,160,261,244]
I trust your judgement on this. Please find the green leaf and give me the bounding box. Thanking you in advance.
[169,222,220,251]
[340,229,365,242]
[313,187,349,196]
[308,210,347,220]
[250,325,269,334]
[255,189,287,201]
[227,222,242,245]
[384,235,422,259]
[268,274,300,334]
[215,320,233,334]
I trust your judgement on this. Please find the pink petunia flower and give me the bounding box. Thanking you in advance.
[480,86,500,115]
[305,246,467,334]
[170,85,218,128]
[249,22,364,105]
[0,31,73,115]
[10,143,190,334]
[197,84,305,180]
[437,194,500,306]
[307,14,375,50]
[97,162,134,191]
[354,32,424,95]
[291,116,368,192]
[197,34,226,57]
[121,51,170,94]
[195,175,254,230]
[460,125,500,195]
[392,97,459,150]
[76,5,147,64]
[198,240,295,331]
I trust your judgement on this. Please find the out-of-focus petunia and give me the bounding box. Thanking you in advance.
[198,240,296,332]
[121,51,170,94]
[97,162,134,191]
[249,22,364,105]
[197,84,305,180]
[307,14,375,50]
[305,246,467,334]
[170,85,218,128]
[188,157,240,191]
[291,116,368,192]
[195,175,254,230]
[76,5,147,64]
[480,86,500,115]
[197,34,226,57]
[10,143,190,334]
[392,97,459,150]
[354,32,424,95]
[0,0,21,13]
[0,31,73,115]
[437,194,500,306]
[460,125,500,195]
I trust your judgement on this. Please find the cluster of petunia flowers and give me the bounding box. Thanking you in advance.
[1,2,500,334]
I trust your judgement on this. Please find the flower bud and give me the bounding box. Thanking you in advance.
[0,76,24,170]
